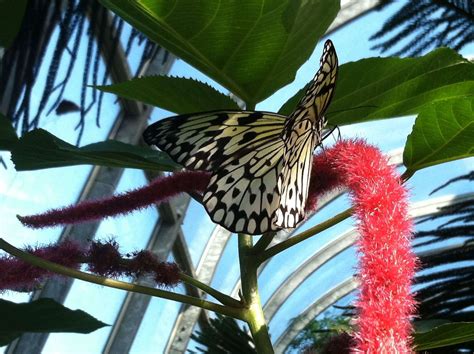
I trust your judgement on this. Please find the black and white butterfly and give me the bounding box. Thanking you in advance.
[144,40,338,235]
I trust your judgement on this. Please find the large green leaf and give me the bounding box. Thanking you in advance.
[0,113,18,150]
[0,0,27,48]
[279,48,474,125]
[403,97,474,174]
[0,298,107,347]
[99,0,339,105]
[414,322,474,350]
[96,76,240,114]
[10,129,180,172]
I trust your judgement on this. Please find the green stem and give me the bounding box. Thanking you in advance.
[251,232,276,254]
[258,208,352,263]
[246,102,256,110]
[0,238,245,320]
[179,273,243,308]
[238,234,274,353]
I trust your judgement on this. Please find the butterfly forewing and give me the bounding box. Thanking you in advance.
[143,111,285,172]
[274,40,338,229]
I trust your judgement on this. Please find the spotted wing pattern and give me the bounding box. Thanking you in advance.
[273,39,338,229]
[203,137,285,234]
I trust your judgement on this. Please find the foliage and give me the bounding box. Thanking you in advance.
[280,48,474,126]
[10,128,179,172]
[412,171,474,352]
[0,0,27,48]
[5,49,474,174]
[0,298,107,346]
[0,113,18,151]
[371,0,474,57]
[0,0,163,143]
[414,322,474,351]
[99,0,340,105]
[96,76,240,114]
[189,314,256,354]
[404,98,474,175]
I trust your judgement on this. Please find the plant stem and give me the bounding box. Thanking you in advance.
[238,234,274,353]
[0,238,245,320]
[179,273,243,308]
[258,208,352,263]
[401,169,414,182]
[251,232,276,254]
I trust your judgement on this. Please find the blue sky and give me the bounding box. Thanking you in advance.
[1,1,473,353]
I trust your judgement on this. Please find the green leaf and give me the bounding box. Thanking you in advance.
[278,48,474,125]
[99,0,339,105]
[0,0,27,48]
[414,319,451,334]
[0,113,18,150]
[10,129,180,172]
[414,322,474,350]
[0,298,107,346]
[404,97,474,173]
[96,76,240,114]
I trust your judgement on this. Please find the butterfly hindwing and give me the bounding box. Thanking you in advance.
[203,137,285,234]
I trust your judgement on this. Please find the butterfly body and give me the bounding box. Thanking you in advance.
[144,40,338,235]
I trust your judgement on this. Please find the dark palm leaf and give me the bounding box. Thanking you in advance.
[0,0,164,144]
[189,314,256,354]
[371,0,474,56]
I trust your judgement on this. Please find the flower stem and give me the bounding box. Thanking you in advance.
[258,208,352,263]
[179,273,243,308]
[0,238,245,320]
[238,233,274,353]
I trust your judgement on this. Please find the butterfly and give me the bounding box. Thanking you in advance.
[143,40,338,235]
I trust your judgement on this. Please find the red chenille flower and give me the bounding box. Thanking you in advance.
[317,140,416,353]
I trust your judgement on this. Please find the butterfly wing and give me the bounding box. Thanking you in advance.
[203,137,285,234]
[144,40,338,234]
[143,110,285,171]
[274,39,338,229]
[144,110,286,234]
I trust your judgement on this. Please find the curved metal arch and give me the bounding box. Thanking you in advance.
[166,225,233,353]
[274,277,358,352]
[264,228,358,320]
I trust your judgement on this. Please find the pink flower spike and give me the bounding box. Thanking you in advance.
[17,170,210,229]
[0,240,181,291]
[311,140,417,353]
